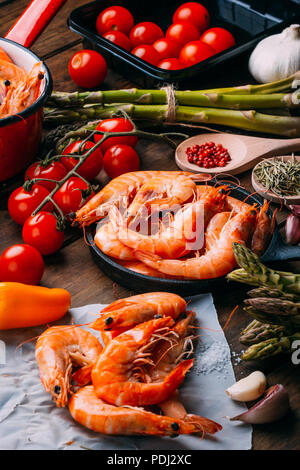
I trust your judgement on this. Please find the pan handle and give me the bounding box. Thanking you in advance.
[5,0,67,48]
[261,228,300,262]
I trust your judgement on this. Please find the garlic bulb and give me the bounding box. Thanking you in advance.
[249,24,300,83]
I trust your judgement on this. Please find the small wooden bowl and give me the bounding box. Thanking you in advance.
[251,155,300,204]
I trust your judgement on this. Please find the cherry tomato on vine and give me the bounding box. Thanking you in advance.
[61,140,103,181]
[200,27,235,53]
[94,117,138,153]
[96,6,134,35]
[8,184,53,225]
[0,243,44,285]
[53,177,94,216]
[129,22,164,48]
[68,50,107,89]
[25,161,68,192]
[173,2,210,34]
[103,144,140,179]
[166,22,200,48]
[22,212,64,256]
[179,40,215,66]
[131,45,160,66]
[158,58,185,70]
[103,30,132,51]
[152,38,181,60]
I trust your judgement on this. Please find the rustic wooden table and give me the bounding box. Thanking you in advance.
[0,0,299,450]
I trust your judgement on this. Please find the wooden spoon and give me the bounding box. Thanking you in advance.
[175,133,300,175]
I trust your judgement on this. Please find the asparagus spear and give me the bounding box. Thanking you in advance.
[245,297,300,316]
[242,332,300,360]
[247,287,300,302]
[240,319,295,345]
[243,306,300,327]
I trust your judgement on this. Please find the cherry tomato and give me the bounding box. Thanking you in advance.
[129,22,163,48]
[166,22,200,48]
[179,40,215,66]
[68,50,107,89]
[25,161,68,192]
[94,118,138,153]
[0,243,44,285]
[8,184,53,225]
[131,44,160,65]
[53,177,94,216]
[173,2,210,34]
[96,6,134,35]
[158,58,185,70]
[103,145,140,179]
[152,38,181,60]
[102,30,131,51]
[61,140,103,181]
[200,27,235,53]
[22,212,64,256]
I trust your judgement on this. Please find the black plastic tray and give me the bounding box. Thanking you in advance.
[68,0,300,88]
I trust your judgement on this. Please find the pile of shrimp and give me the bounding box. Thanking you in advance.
[0,47,44,118]
[36,292,222,437]
[75,171,275,280]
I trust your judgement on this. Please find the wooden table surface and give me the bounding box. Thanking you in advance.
[1,0,299,451]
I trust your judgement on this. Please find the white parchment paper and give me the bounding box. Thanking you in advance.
[0,294,252,450]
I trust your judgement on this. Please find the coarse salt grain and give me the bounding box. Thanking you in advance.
[194,340,231,375]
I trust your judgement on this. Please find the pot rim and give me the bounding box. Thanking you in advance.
[0,37,52,129]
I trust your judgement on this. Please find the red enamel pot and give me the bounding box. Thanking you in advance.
[0,0,67,182]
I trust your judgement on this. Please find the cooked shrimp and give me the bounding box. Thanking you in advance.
[136,206,257,279]
[91,317,194,406]
[75,171,195,227]
[90,292,187,331]
[0,48,13,63]
[69,385,209,436]
[251,199,275,256]
[205,211,232,250]
[117,260,180,279]
[0,58,28,87]
[111,185,227,258]
[35,326,103,407]
[94,221,136,260]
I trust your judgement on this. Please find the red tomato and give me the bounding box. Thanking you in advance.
[173,2,210,34]
[200,27,235,53]
[179,40,215,66]
[152,38,181,60]
[94,118,138,153]
[129,22,164,48]
[22,212,64,256]
[103,145,140,179]
[53,177,94,216]
[25,161,68,192]
[8,184,53,226]
[102,30,131,51]
[96,6,134,35]
[61,140,103,181]
[68,50,107,89]
[0,243,44,285]
[158,58,185,70]
[166,22,200,48]
[131,44,160,65]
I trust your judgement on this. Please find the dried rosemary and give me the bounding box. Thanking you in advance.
[254,156,300,197]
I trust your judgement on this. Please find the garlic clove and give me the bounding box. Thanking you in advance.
[226,371,267,402]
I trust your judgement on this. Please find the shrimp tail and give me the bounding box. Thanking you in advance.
[183,414,222,435]
[162,358,194,396]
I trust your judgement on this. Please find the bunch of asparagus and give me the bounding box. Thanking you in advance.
[45,72,300,136]
[227,243,300,361]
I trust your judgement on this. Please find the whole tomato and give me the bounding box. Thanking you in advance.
[68,50,107,88]
[53,177,94,216]
[200,27,235,53]
[103,144,140,179]
[96,6,134,35]
[152,38,181,60]
[61,140,103,181]
[8,184,53,225]
[173,2,210,34]
[25,161,68,192]
[158,58,185,70]
[22,212,64,256]
[131,45,160,65]
[94,117,138,153]
[103,30,132,51]
[166,21,200,48]
[129,22,164,48]
[0,244,44,285]
[179,40,215,66]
